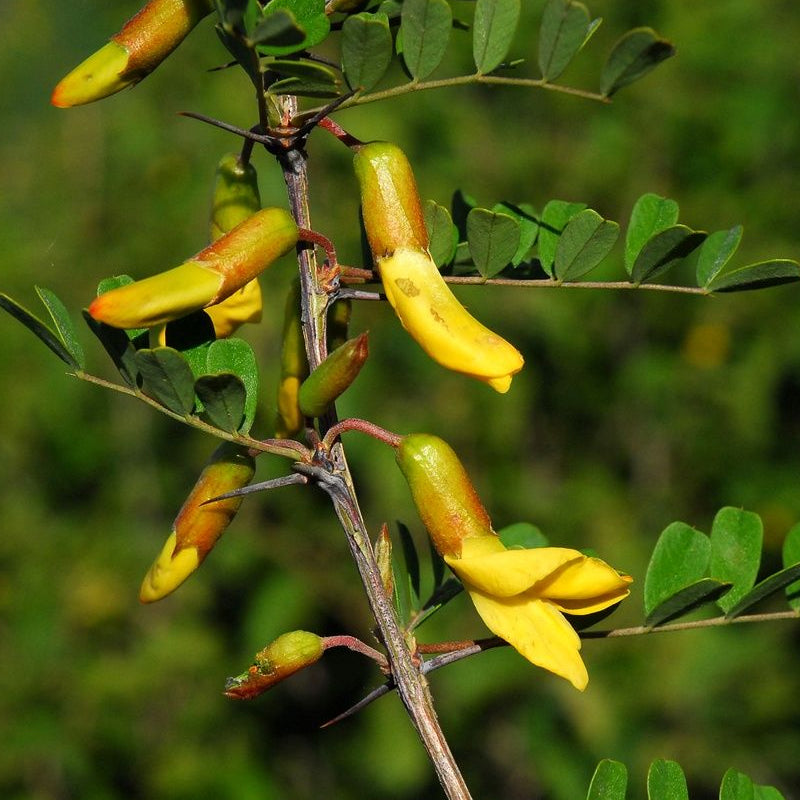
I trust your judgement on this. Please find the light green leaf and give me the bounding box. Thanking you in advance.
[754,786,787,800]
[631,225,706,284]
[625,193,679,273]
[473,0,521,75]
[342,12,393,91]
[492,202,539,266]
[537,199,587,277]
[35,287,85,370]
[601,27,676,97]
[400,0,452,79]
[720,769,755,800]
[135,347,196,415]
[538,0,591,82]
[644,521,710,616]
[498,522,549,550]
[256,0,330,56]
[708,259,800,293]
[586,759,627,800]
[782,521,800,611]
[466,208,521,278]
[554,208,619,280]
[424,200,459,267]
[695,225,743,287]
[709,507,763,614]
[647,759,688,800]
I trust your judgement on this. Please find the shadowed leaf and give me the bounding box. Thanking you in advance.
[601,27,675,97]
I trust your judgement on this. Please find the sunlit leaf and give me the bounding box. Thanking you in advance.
[342,12,393,91]
[537,199,587,277]
[467,208,521,278]
[195,373,247,432]
[135,347,196,415]
[695,225,743,287]
[719,768,755,800]
[586,759,627,800]
[601,27,675,97]
[710,507,762,614]
[625,193,679,274]
[538,0,591,81]
[708,259,800,293]
[473,0,521,75]
[206,338,259,433]
[554,208,619,280]
[424,200,459,267]
[35,287,85,370]
[498,522,549,549]
[782,522,800,611]
[630,225,706,285]
[647,759,688,800]
[400,0,452,79]
[256,0,330,56]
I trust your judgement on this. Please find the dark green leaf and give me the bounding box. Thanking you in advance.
[82,312,141,386]
[429,535,446,589]
[342,12,393,91]
[451,189,478,240]
[161,311,216,379]
[492,202,539,266]
[586,759,627,800]
[392,544,412,624]
[400,0,452,79]
[538,0,591,82]
[537,199,587,277]
[256,0,330,56]
[498,522,549,549]
[95,275,147,339]
[554,208,619,280]
[631,225,706,285]
[250,8,306,47]
[195,373,247,432]
[269,75,341,97]
[206,339,259,433]
[397,521,421,603]
[782,522,800,611]
[709,507,763,614]
[720,769,755,800]
[647,760,688,800]
[135,347,196,415]
[35,287,85,370]
[645,578,731,628]
[473,0,521,75]
[708,259,800,293]
[467,208,521,278]
[0,292,79,369]
[268,58,339,81]
[695,225,743,287]
[601,27,675,97]
[644,521,710,615]
[625,193,679,273]
[424,200,459,267]
[725,563,800,618]
[415,578,463,627]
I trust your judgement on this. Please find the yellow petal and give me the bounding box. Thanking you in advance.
[139,531,201,603]
[446,542,587,598]
[538,557,633,614]
[205,277,263,338]
[466,585,589,690]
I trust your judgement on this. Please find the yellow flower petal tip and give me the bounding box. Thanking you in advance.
[139,531,201,603]
[51,41,132,108]
[205,278,263,338]
[380,248,524,392]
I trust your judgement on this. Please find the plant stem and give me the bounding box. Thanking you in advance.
[279,96,472,800]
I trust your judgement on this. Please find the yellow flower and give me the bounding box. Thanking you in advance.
[445,535,632,690]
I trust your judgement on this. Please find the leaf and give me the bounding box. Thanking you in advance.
[135,347,196,415]
[467,208,521,278]
[538,0,591,82]
[161,311,216,378]
[644,521,710,616]
[342,12,393,91]
[498,522,549,550]
[206,338,259,433]
[256,0,330,56]
[250,8,306,47]
[554,208,619,280]
[400,0,452,79]
[601,27,676,97]
[82,313,141,386]
[720,769,755,800]
[451,188,478,240]
[724,563,800,618]
[537,199,587,277]
[473,0,521,75]
[0,292,80,369]
[708,259,800,293]
[708,507,763,614]
[195,374,247,432]
[631,225,706,285]
[492,202,539,266]
[754,787,787,800]
[268,75,341,97]
[645,578,731,628]
[397,521,421,604]
[695,225,743,287]
[35,287,85,369]
[625,193,679,274]
[424,199,459,267]
[647,760,688,800]
[782,521,800,611]
[586,759,627,800]
[428,535,446,590]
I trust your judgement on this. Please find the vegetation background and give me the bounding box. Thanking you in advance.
[2,1,800,798]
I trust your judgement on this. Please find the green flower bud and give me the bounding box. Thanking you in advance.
[209,153,262,242]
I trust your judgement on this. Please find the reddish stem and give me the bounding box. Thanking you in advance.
[322,418,402,449]
[318,116,363,148]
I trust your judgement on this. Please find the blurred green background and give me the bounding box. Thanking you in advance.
[3,1,800,798]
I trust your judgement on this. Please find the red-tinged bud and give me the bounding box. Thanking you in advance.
[51,0,213,108]
[395,434,494,558]
[139,442,256,603]
[225,631,324,700]
[88,207,298,330]
[298,333,369,418]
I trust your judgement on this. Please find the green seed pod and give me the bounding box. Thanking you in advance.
[298,333,369,418]
[395,434,494,558]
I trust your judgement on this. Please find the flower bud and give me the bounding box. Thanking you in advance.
[274,278,309,439]
[225,631,325,700]
[88,207,298,329]
[51,0,213,108]
[395,433,493,558]
[298,333,369,418]
[139,442,256,603]
[353,142,523,393]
